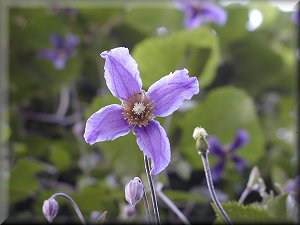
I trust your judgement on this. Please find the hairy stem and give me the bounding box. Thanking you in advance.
[144,155,161,225]
[50,193,86,225]
[200,152,232,225]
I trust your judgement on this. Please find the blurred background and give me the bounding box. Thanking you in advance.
[1,0,298,223]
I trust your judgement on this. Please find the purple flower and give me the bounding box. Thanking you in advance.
[176,0,227,29]
[84,47,199,175]
[283,176,299,198]
[208,129,249,181]
[39,33,79,70]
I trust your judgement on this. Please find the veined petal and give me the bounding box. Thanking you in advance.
[134,120,170,175]
[100,47,142,100]
[148,68,199,117]
[229,129,249,152]
[84,104,131,144]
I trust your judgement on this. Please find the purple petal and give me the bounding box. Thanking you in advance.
[147,68,199,117]
[84,104,132,144]
[232,155,248,173]
[133,120,170,175]
[100,47,142,100]
[38,50,56,60]
[211,160,225,182]
[200,4,227,26]
[65,34,79,50]
[229,129,249,152]
[53,55,66,70]
[50,34,64,49]
[208,136,224,156]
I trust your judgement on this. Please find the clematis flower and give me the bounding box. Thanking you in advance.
[84,47,199,175]
[39,33,79,70]
[208,129,249,181]
[176,0,227,29]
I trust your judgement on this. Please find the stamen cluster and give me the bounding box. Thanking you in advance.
[122,91,154,127]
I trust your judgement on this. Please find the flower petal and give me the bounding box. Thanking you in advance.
[200,4,227,26]
[211,160,225,182]
[148,68,199,117]
[100,47,142,100]
[50,34,64,49]
[133,120,170,175]
[208,136,224,156]
[84,104,131,144]
[232,155,248,173]
[229,129,249,152]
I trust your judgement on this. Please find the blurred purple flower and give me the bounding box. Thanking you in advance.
[84,47,199,175]
[39,33,79,70]
[176,0,227,29]
[284,176,299,198]
[292,9,299,24]
[208,129,249,181]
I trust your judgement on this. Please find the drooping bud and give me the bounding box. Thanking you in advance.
[42,198,59,223]
[193,127,209,154]
[124,177,144,207]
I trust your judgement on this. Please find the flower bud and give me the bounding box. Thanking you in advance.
[125,177,144,207]
[42,198,59,223]
[193,127,209,154]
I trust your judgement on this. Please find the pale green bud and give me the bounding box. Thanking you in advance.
[193,127,209,154]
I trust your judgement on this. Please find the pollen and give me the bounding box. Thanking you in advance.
[122,91,154,127]
[133,102,146,115]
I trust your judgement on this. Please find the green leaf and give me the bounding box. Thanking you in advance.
[178,86,264,170]
[214,5,249,44]
[163,190,204,204]
[132,27,220,89]
[124,5,183,35]
[212,201,274,223]
[265,194,291,222]
[73,183,123,218]
[10,158,43,203]
[49,145,72,171]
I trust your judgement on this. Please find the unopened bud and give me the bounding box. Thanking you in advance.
[125,177,144,207]
[43,198,58,223]
[193,127,209,154]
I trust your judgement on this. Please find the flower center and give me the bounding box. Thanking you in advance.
[132,102,146,115]
[122,91,154,127]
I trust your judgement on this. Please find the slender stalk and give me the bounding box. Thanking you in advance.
[200,152,232,225]
[144,155,161,225]
[156,186,190,225]
[50,192,86,225]
[142,187,152,224]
